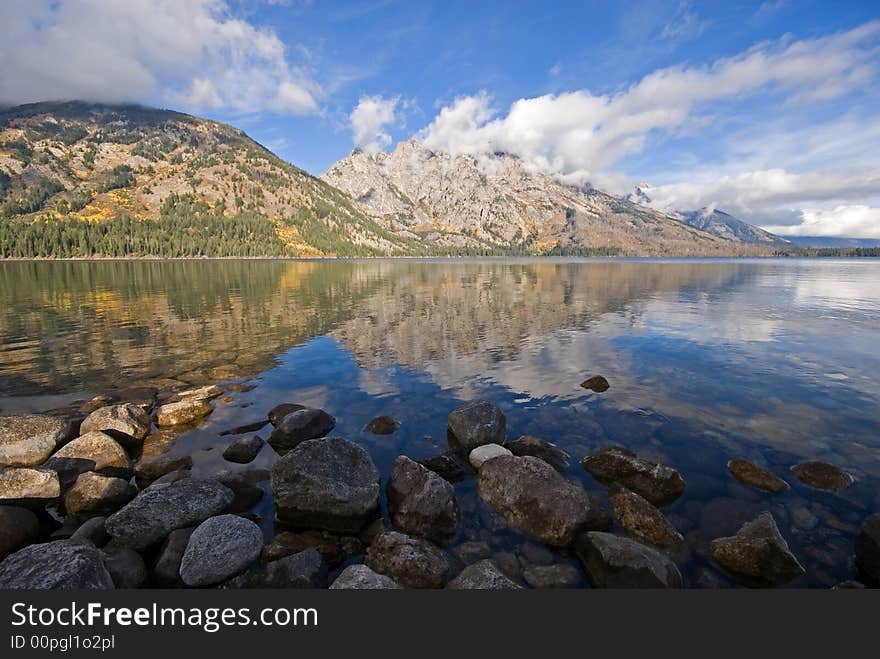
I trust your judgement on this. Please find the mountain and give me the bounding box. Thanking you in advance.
[781,236,880,248]
[675,208,786,244]
[321,140,767,256]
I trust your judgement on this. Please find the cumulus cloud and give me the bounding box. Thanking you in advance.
[350,95,399,151]
[764,206,880,238]
[0,0,320,115]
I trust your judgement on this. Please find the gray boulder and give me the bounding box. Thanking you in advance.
[64,472,136,515]
[102,546,147,588]
[365,531,453,589]
[856,513,880,585]
[447,400,506,450]
[0,505,40,558]
[581,446,686,506]
[710,512,805,587]
[575,532,683,588]
[80,404,151,444]
[330,564,402,589]
[180,514,264,586]
[224,548,327,588]
[506,435,571,472]
[223,435,264,464]
[153,527,195,587]
[447,559,522,589]
[0,541,114,589]
[387,456,461,546]
[268,408,335,452]
[0,414,69,467]
[0,467,60,505]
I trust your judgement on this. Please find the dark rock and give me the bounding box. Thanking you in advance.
[492,551,523,583]
[506,435,571,472]
[365,415,400,435]
[45,431,133,481]
[156,399,213,427]
[103,546,147,588]
[223,435,264,464]
[419,450,475,483]
[224,548,326,589]
[330,564,401,589]
[0,506,40,558]
[147,469,191,489]
[832,580,865,589]
[268,408,335,453]
[69,516,109,547]
[80,404,151,445]
[609,487,683,548]
[580,375,610,392]
[153,527,195,587]
[447,400,506,451]
[0,541,114,589]
[365,531,453,588]
[212,471,264,513]
[219,420,269,436]
[790,461,853,491]
[575,532,683,588]
[180,515,263,586]
[581,446,686,506]
[452,541,493,564]
[0,467,60,506]
[523,564,583,588]
[0,414,68,467]
[447,559,522,589]
[64,472,136,515]
[134,453,193,488]
[271,437,379,533]
[855,513,880,585]
[710,512,805,587]
[387,456,461,546]
[517,541,555,566]
[262,530,362,567]
[268,403,306,427]
[728,459,789,493]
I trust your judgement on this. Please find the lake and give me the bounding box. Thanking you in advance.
[2,258,879,587]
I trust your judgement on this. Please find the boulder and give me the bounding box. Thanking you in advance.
[267,408,335,452]
[156,399,213,427]
[365,415,400,435]
[386,456,461,546]
[64,472,136,515]
[580,375,610,392]
[105,478,234,550]
[419,450,474,483]
[134,453,193,488]
[330,564,402,589]
[180,514,264,586]
[46,431,133,480]
[102,546,147,588]
[710,512,806,587]
[212,471,263,513]
[268,403,306,427]
[80,404,151,444]
[506,435,570,472]
[608,487,683,548]
[0,414,68,467]
[0,541,114,589]
[447,559,522,589]
[69,516,109,547]
[855,513,880,585]
[271,437,379,533]
[262,530,362,568]
[447,400,506,450]
[728,459,789,493]
[0,467,60,505]
[575,532,683,588]
[522,564,583,589]
[222,435,264,464]
[153,527,195,587]
[365,531,453,589]
[581,446,686,506]
[224,548,326,589]
[0,506,40,558]
[790,461,853,491]
[477,455,599,547]
[468,444,512,469]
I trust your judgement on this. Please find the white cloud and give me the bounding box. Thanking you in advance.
[764,205,880,238]
[0,0,320,115]
[350,95,399,151]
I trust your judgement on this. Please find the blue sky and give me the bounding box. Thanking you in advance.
[2,1,879,236]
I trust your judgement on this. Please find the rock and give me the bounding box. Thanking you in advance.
[134,453,193,488]
[219,419,269,436]
[832,580,865,589]
[330,564,402,589]
[69,516,109,547]
[365,415,400,435]
[523,564,583,588]
[268,403,306,427]
[271,437,380,533]
[575,532,683,588]
[153,527,195,587]
[222,435,264,463]
[580,375,610,392]
[267,408,336,452]
[710,512,806,587]
[365,531,453,588]
[212,471,263,513]
[0,467,60,505]
[477,455,599,547]
[180,515,263,586]
[0,414,68,467]
[447,559,522,589]
[517,541,555,566]
[164,385,223,404]
[581,446,686,506]
[608,487,683,548]
[492,551,523,583]
[506,435,570,472]
[46,431,133,480]
[855,513,880,585]
[452,541,493,564]
[790,461,853,491]
[0,506,40,558]
[386,456,461,545]
[728,459,789,493]
[80,404,151,444]
[0,541,114,589]
[447,400,506,451]
[224,548,326,588]
[102,546,147,588]
[262,530,362,567]
[419,450,474,483]
[147,469,191,489]
[156,399,213,427]
[105,478,234,550]
[468,444,512,468]
[791,505,819,531]
[64,472,136,515]
[113,386,158,411]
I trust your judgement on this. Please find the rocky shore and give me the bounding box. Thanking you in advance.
[0,382,877,590]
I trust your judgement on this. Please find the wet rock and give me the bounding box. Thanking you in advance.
[453,541,493,564]
[156,399,213,427]
[365,415,400,435]
[46,431,133,481]
[855,513,880,585]
[271,437,380,533]
[0,541,114,589]
[728,459,789,493]
[419,450,474,483]
[609,487,683,548]
[580,375,610,393]
[268,408,335,452]
[523,564,582,589]
[153,527,195,587]
[387,456,461,546]
[219,419,269,436]
[164,385,223,405]
[790,461,853,491]
[330,564,402,589]
[225,548,326,589]
[64,472,136,515]
[134,453,193,488]
[477,455,599,547]
[492,551,523,583]
[103,546,147,588]
[517,541,555,566]
[710,512,805,587]
[70,516,109,547]
[365,531,453,588]
[447,559,522,589]
[113,387,158,411]
[0,414,69,467]
[268,403,306,427]
[0,468,60,505]
[180,514,263,586]
[447,400,506,451]
[0,506,40,558]
[105,478,234,550]
[262,530,361,567]
[581,446,686,506]
[506,435,571,472]
[147,469,192,490]
[80,404,151,444]
[790,505,819,531]
[223,435,264,464]
[468,444,512,469]
[575,532,683,588]
[212,471,263,513]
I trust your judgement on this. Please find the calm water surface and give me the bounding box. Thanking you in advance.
[2,258,879,587]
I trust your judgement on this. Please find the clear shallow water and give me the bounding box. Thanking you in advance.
[2,258,879,587]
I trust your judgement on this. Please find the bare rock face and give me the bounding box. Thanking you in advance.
[0,541,114,589]
[64,472,136,515]
[608,487,683,548]
[0,415,69,467]
[268,408,336,453]
[710,512,805,587]
[0,467,60,505]
[506,435,570,472]
[80,404,151,444]
[365,531,454,589]
[46,431,133,480]
[386,456,461,545]
[855,513,880,586]
[156,399,213,427]
[790,461,853,491]
[581,446,686,506]
[180,514,264,586]
[727,459,789,493]
[0,506,40,558]
[447,400,506,451]
[447,559,522,590]
[575,532,683,588]
[330,564,402,589]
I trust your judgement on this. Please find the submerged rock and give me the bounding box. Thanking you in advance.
[80,404,151,444]
[522,564,583,589]
[0,414,69,467]
[608,487,683,548]
[855,513,880,585]
[419,450,475,483]
[580,375,610,393]
[180,514,263,586]
[365,531,453,589]
[447,400,506,451]
[365,415,400,435]
[468,444,512,469]
[268,408,336,452]
[506,435,571,472]
[575,532,683,588]
[223,435,264,464]
[727,459,789,493]
[64,472,136,515]
[0,541,114,589]
[581,446,686,506]
[0,467,60,505]
[47,431,133,482]
[225,548,327,589]
[268,403,306,427]
[0,506,40,558]
[156,399,213,427]
[710,512,805,587]
[163,385,223,405]
[447,559,522,589]
[387,456,461,545]
[790,461,853,491]
[153,527,195,587]
[262,530,362,567]
[211,471,263,513]
[330,564,402,589]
